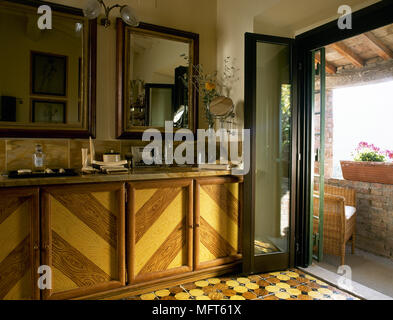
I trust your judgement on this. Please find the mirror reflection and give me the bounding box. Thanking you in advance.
[0,2,87,127]
[126,32,190,129]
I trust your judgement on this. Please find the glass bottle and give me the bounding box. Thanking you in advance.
[32,144,45,171]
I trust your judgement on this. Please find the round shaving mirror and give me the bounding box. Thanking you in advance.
[173,106,186,128]
[209,96,234,118]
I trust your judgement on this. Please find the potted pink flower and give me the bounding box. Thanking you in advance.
[341,142,393,184]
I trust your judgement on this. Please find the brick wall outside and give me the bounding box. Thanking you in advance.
[327,178,393,260]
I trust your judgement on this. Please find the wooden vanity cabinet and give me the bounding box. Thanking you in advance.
[0,175,243,300]
[40,183,126,300]
[0,188,40,300]
[194,176,243,270]
[127,179,193,284]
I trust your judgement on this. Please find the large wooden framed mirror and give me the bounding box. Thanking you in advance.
[116,20,199,139]
[0,0,96,138]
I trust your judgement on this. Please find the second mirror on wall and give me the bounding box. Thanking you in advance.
[0,0,96,138]
[116,20,199,138]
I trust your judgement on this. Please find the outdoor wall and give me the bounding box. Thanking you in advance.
[327,178,393,260]
[326,58,393,89]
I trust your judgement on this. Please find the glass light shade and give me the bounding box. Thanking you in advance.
[120,5,139,27]
[75,22,83,33]
[83,0,101,19]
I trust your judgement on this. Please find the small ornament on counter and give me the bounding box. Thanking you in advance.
[81,138,99,174]
[32,144,45,171]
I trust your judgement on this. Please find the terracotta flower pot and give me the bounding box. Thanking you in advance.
[340,160,393,185]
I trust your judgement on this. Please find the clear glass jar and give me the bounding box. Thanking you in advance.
[32,144,45,171]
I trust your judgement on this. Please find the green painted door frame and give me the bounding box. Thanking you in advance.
[309,47,326,264]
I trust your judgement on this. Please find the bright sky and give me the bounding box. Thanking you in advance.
[332,80,393,178]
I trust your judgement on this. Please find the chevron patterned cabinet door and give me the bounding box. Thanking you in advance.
[195,177,243,270]
[0,188,40,300]
[41,183,126,300]
[127,179,193,284]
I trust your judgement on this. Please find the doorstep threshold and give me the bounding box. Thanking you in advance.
[300,264,393,300]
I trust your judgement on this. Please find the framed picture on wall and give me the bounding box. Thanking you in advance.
[31,51,68,96]
[31,99,67,124]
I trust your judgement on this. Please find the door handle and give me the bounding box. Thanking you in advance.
[315,148,320,162]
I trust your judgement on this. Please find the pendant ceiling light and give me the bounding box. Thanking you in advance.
[83,0,139,28]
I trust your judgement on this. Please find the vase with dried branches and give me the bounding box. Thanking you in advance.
[182,55,239,129]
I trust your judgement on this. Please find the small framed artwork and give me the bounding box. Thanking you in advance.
[31,100,67,124]
[31,51,68,96]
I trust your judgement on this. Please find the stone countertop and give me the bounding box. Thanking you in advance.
[0,168,238,188]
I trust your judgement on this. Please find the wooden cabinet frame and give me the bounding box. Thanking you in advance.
[0,187,40,300]
[194,176,243,270]
[1,176,243,300]
[127,179,193,284]
[40,183,126,300]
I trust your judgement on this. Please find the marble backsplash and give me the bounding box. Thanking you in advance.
[0,138,227,173]
[0,139,149,173]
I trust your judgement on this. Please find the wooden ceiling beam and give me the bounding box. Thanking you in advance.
[315,54,337,74]
[362,32,393,60]
[330,42,364,67]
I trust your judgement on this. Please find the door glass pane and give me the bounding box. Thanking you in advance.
[254,41,291,256]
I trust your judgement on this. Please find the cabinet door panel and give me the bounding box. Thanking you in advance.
[128,179,193,284]
[0,188,39,300]
[195,177,243,270]
[41,183,125,300]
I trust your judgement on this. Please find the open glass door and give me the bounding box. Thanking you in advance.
[243,33,294,274]
[309,48,326,263]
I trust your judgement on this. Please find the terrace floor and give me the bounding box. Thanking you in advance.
[314,247,393,298]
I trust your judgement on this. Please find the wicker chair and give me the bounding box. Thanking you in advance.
[313,185,357,265]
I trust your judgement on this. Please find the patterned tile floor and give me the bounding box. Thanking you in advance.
[125,269,358,300]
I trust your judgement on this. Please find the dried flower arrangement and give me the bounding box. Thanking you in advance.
[182,55,239,128]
